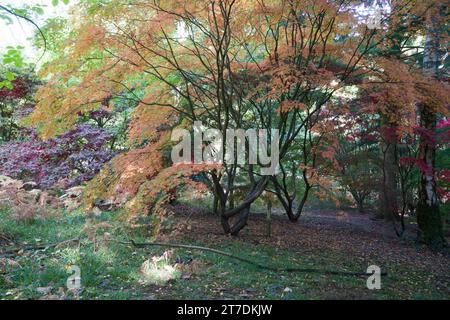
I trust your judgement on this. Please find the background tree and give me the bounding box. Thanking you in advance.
[416,3,447,248]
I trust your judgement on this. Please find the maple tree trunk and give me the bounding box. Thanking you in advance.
[381,141,399,221]
[221,206,251,236]
[292,187,311,222]
[348,187,367,213]
[218,177,269,236]
[416,11,446,249]
[376,184,386,220]
[357,201,364,214]
[213,194,219,215]
[352,191,366,213]
[266,199,272,237]
[274,187,310,223]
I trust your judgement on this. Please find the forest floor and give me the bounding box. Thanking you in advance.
[0,205,449,300]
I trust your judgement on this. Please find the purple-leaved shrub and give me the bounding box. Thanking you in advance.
[0,125,114,189]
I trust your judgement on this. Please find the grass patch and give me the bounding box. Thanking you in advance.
[0,208,448,300]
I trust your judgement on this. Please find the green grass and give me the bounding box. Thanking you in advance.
[0,208,448,300]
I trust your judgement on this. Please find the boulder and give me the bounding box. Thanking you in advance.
[28,189,43,201]
[93,199,115,211]
[36,286,52,295]
[63,186,85,198]
[92,206,102,217]
[22,181,38,191]
[61,186,85,211]
[0,175,23,189]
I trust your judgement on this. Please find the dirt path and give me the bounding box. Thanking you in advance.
[165,205,450,291]
[300,210,418,240]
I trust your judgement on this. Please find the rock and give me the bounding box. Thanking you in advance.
[63,186,85,198]
[39,287,67,300]
[0,175,23,189]
[28,189,42,202]
[61,186,85,211]
[36,286,52,295]
[283,287,293,293]
[92,207,102,217]
[94,199,115,211]
[68,287,84,297]
[0,175,15,185]
[22,182,38,191]
[63,199,81,211]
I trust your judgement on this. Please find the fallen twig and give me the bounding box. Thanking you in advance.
[0,233,13,243]
[0,237,80,257]
[116,239,388,277]
[1,236,388,277]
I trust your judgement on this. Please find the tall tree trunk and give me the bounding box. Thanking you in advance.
[416,11,446,249]
[378,116,399,221]
[381,140,399,221]
[266,197,272,237]
[417,106,445,248]
[376,182,386,219]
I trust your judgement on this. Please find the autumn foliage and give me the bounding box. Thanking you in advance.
[13,0,448,243]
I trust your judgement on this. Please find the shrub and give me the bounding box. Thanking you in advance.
[0,125,114,189]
